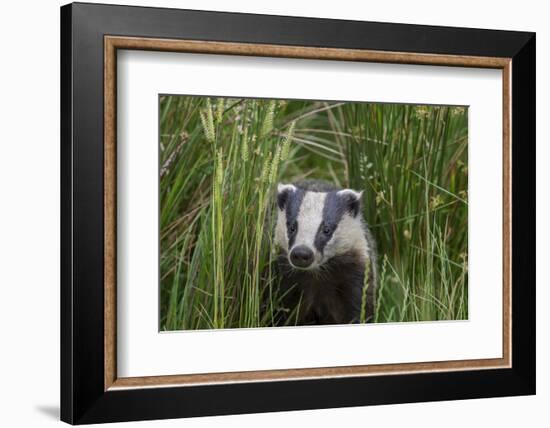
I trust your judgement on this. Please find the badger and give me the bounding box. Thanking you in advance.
[273,179,378,326]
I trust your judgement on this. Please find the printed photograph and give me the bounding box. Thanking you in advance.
[159,96,468,330]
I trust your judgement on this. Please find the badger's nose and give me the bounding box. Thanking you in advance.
[290,245,314,268]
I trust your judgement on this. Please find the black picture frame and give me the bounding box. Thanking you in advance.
[61,2,535,424]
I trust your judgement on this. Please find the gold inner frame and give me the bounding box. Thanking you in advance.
[104,35,512,391]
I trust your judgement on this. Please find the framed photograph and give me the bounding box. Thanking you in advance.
[60,2,535,424]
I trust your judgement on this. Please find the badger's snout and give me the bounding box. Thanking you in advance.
[289,245,314,269]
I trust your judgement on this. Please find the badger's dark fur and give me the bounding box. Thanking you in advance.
[273,180,378,325]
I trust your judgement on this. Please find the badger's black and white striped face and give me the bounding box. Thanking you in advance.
[275,183,368,270]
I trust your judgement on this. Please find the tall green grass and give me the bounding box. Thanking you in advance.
[159,96,468,330]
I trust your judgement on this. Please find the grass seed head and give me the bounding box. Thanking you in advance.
[241,127,249,162]
[200,99,216,143]
[280,121,295,161]
[216,148,224,186]
[260,151,272,183]
[260,100,277,138]
[269,145,282,185]
[216,98,225,124]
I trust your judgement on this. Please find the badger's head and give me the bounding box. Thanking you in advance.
[275,183,367,270]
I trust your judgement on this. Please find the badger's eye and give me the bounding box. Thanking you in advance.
[322,225,331,235]
[289,223,297,233]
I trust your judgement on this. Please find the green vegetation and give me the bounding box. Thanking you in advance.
[159,96,468,330]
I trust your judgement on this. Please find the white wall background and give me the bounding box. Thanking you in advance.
[0,0,546,426]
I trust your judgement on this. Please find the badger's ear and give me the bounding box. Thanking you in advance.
[337,189,363,217]
[277,183,296,210]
